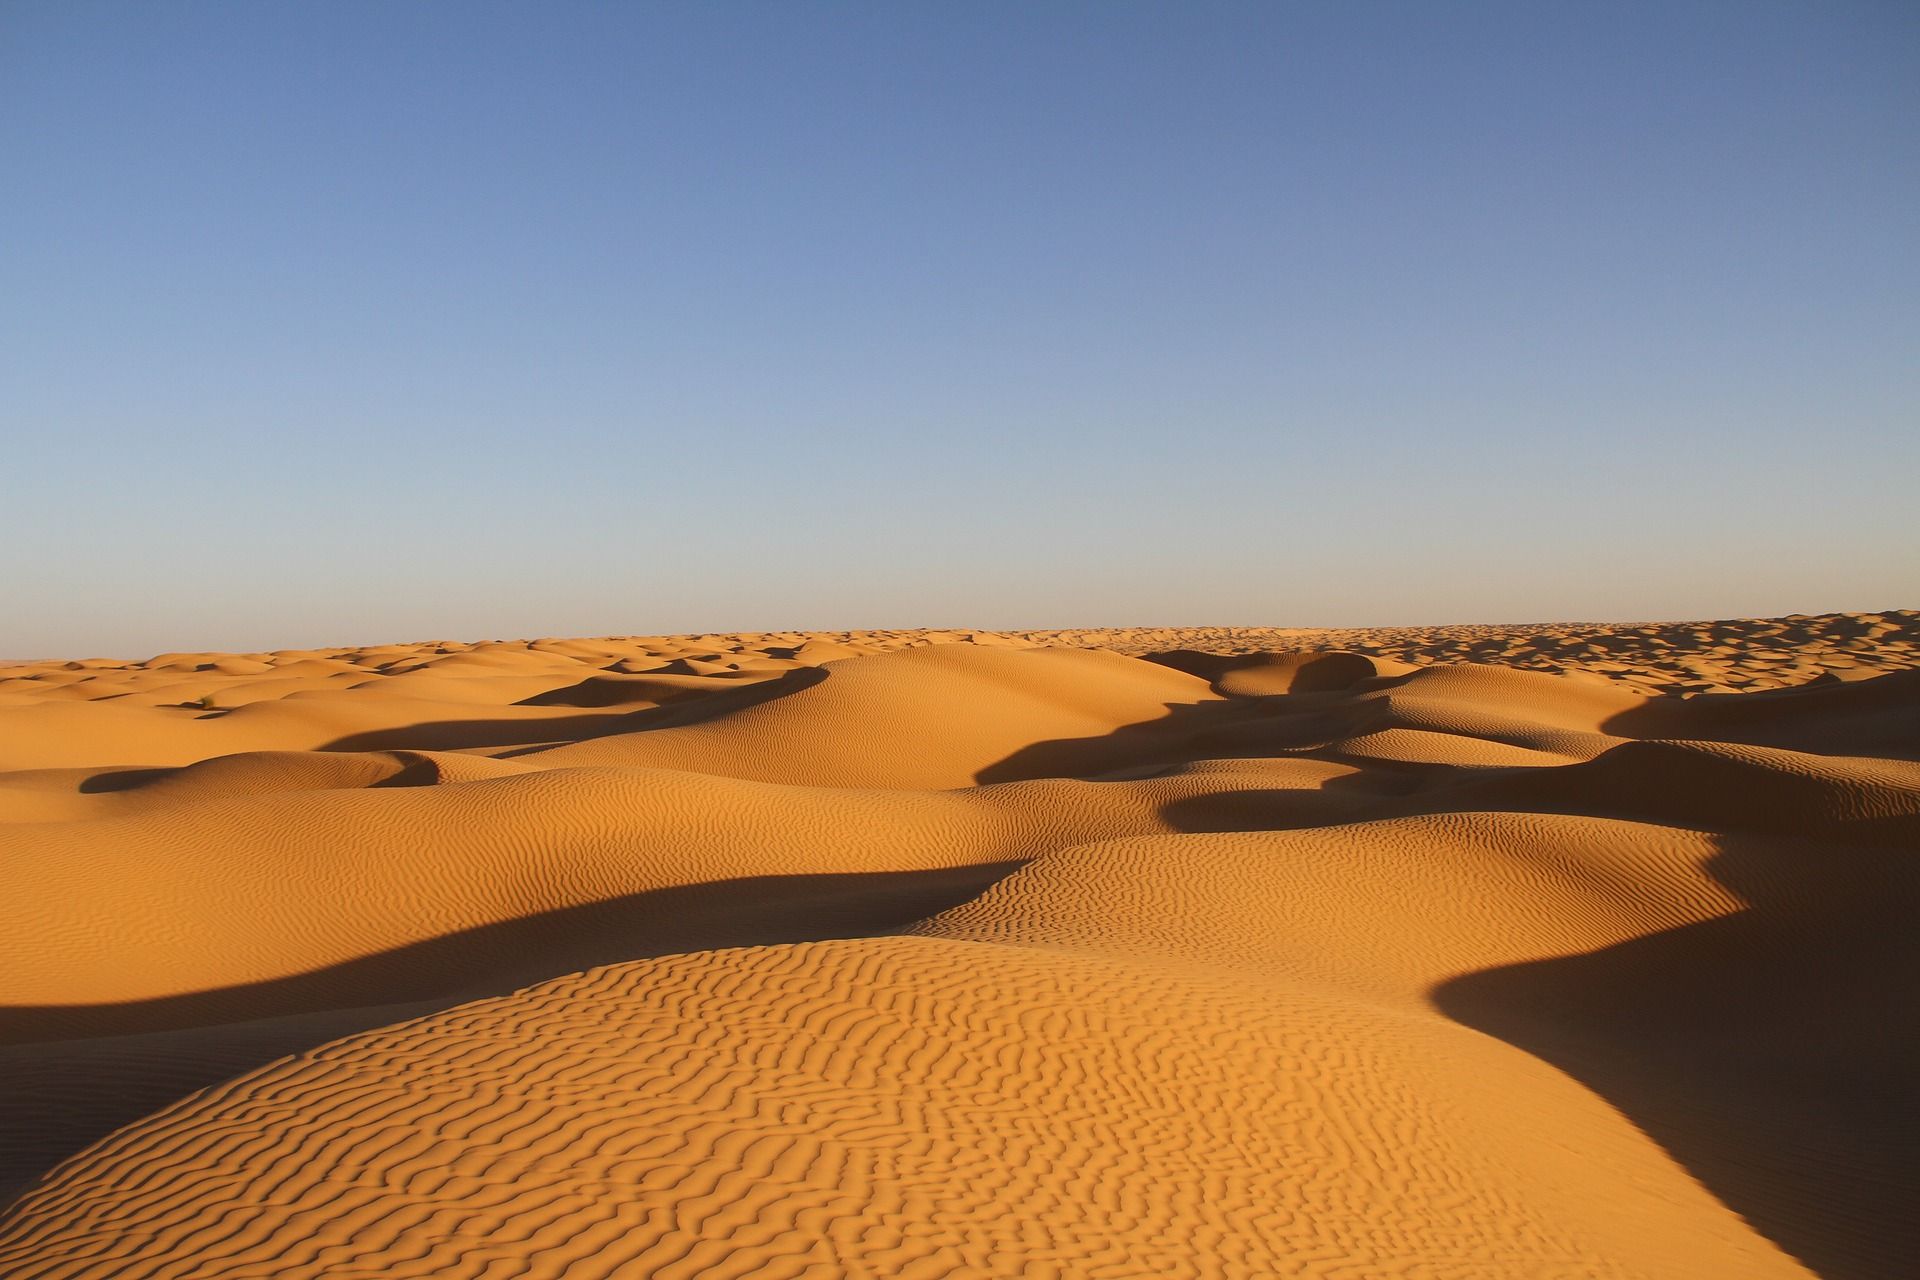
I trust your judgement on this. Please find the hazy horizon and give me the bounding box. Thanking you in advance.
[12,600,1920,666]
[6,1,1916,657]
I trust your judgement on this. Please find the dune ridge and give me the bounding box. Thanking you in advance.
[0,611,1914,1277]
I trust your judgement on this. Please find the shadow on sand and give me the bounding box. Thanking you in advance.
[0,860,1019,1203]
[1432,834,1917,1280]
[975,662,1920,1280]
[16,657,1919,1276]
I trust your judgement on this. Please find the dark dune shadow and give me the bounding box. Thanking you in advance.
[0,859,1019,1205]
[1159,756,1920,850]
[320,666,828,755]
[974,692,1383,786]
[1140,648,1409,694]
[76,766,173,794]
[516,672,747,708]
[1139,648,1282,679]
[1151,765,1643,842]
[1602,668,1920,762]
[318,710,635,752]
[570,663,825,732]
[974,700,1253,784]
[0,859,1014,1046]
[1431,834,1919,1280]
[976,650,1424,786]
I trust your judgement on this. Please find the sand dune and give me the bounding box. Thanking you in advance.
[0,611,1914,1277]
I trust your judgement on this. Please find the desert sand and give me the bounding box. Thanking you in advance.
[0,610,1914,1278]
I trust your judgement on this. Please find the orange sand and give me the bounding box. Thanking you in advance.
[0,610,1914,1277]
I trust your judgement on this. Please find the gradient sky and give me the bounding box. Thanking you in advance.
[4,2,1915,657]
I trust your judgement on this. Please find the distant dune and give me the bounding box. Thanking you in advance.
[0,611,1914,1278]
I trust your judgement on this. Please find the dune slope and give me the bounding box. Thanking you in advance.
[0,612,1914,1278]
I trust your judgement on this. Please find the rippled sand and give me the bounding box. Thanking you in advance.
[2,610,1914,1278]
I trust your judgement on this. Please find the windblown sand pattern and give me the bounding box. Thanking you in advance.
[0,611,1914,1277]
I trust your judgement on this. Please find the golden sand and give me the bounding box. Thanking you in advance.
[0,610,1914,1277]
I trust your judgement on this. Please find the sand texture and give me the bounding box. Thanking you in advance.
[0,610,1914,1278]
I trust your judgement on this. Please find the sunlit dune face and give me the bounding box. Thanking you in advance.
[0,611,1914,1279]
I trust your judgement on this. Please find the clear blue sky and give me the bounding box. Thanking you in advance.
[4,2,1915,657]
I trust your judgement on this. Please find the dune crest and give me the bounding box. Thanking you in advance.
[0,611,1914,1278]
